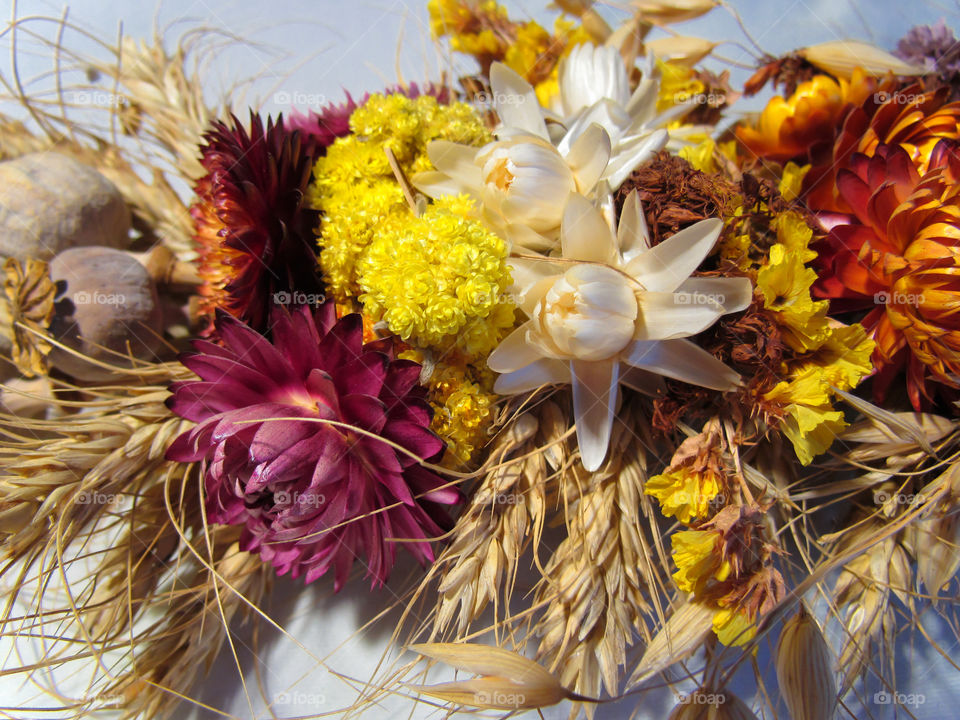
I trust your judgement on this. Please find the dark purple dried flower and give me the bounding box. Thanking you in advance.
[166,304,460,589]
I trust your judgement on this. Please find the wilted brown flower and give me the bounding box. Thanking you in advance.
[0,258,57,377]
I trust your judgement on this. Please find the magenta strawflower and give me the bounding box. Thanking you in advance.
[165,304,459,588]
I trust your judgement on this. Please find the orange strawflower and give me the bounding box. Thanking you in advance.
[735,70,875,162]
[814,141,960,408]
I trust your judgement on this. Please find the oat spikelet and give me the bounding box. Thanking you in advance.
[534,405,665,714]
[108,36,214,183]
[775,604,837,720]
[431,401,563,637]
[627,598,716,688]
[830,522,904,694]
[409,642,584,710]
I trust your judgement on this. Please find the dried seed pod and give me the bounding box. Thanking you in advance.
[775,604,837,720]
[0,152,131,262]
[631,0,718,23]
[46,247,164,381]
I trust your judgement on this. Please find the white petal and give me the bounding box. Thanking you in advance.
[507,256,561,311]
[412,170,476,201]
[625,55,658,122]
[674,277,754,314]
[564,124,612,195]
[427,141,482,188]
[622,339,740,391]
[635,291,724,340]
[560,44,631,117]
[493,358,571,395]
[571,359,619,472]
[486,323,541,373]
[504,223,558,254]
[603,129,669,189]
[561,193,617,264]
[557,100,631,156]
[619,365,666,396]
[490,63,549,140]
[625,217,722,293]
[617,189,651,261]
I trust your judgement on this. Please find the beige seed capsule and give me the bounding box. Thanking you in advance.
[631,0,718,23]
[798,41,925,79]
[776,604,837,720]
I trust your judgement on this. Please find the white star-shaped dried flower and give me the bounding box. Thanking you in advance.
[487,192,753,471]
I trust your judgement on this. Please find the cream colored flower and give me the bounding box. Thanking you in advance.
[417,123,612,251]
[414,49,678,250]
[553,45,677,188]
[487,192,752,471]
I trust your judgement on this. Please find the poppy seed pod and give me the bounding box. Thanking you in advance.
[0,152,130,262]
[46,247,163,380]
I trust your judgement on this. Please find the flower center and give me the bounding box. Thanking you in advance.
[488,157,516,191]
[534,264,638,361]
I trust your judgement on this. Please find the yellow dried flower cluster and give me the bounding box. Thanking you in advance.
[357,195,516,358]
[755,210,874,464]
[671,529,731,594]
[645,465,721,525]
[656,59,705,112]
[427,0,589,105]
[309,93,491,300]
[401,348,498,465]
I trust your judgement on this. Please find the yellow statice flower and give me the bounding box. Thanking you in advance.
[504,21,552,79]
[757,243,831,352]
[403,348,498,465]
[764,369,847,465]
[679,136,718,173]
[645,466,721,525]
[772,210,817,263]
[778,161,811,203]
[796,323,875,392]
[656,59,705,112]
[712,607,757,647]
[671,529,731,594]
[310,93,490,301]
[357,195,515,358]
[429,0,506,39]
